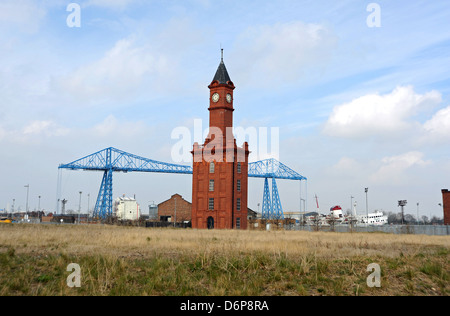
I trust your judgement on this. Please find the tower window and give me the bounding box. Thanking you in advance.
[209,180,215,192]
[237,162,241,173]
[237,198,241,211]
[209,198,214,210]
[237,180,241,192]
[210,162,215,173]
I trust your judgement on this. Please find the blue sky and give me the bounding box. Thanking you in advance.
[1,0,449,219]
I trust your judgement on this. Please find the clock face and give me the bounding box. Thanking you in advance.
[226,94,232,103]
[212,93,220,103]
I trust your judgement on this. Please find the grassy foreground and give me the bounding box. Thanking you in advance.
[0,223,448,296]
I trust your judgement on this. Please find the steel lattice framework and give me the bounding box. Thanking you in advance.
[248,158,307,181]
[250,159,307,220]
[58,148,307,220]
[58,147,193,219]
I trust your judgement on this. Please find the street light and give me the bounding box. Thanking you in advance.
[365,188,369,225]
[417,202,420,225]
[38,195,41,212]
[438,203,444,224]
[24,184,30,216]
[350,196,354,215]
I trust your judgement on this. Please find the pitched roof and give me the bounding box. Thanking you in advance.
[212,60,231,84]
[212,50,232,84]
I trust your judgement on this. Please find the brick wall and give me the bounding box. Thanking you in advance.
[158,194,192,223]
[443,189,450,225]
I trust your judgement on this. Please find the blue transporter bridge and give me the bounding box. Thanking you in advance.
[58,148,307,221]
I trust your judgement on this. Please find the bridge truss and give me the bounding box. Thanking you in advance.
[248,158,307,220]
[58,147,307,220]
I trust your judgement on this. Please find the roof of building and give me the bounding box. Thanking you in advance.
[212,50,232,84]
[115,196,136,202]
[158,194,192,207]
[247,208,257,215]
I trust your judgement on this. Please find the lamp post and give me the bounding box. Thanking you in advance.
[438,203,443,224]
[365,188,369,225]
[24,184,30,217]
[350,195,354,215]
[38,195,41,212]
[417,202,420,225]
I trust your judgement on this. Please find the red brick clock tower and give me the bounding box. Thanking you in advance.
[191,51,250,230]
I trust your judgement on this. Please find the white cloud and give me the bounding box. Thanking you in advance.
[423,105,450,142]
[370,151,431,185]
[93,114,147,139]
[332,157,361,172]
[232,21,338,87]
[59,37,170,101]
[0,120,69,145]
[23,120,69,138]
[323,86,442,139]
[57,18,206,104]
[23,121,56,136]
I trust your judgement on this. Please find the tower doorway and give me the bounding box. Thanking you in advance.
[207,217,214,229]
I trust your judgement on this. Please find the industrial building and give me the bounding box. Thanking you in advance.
[156,194,257,225]
[157,194,192,224]
[114,196,140,221]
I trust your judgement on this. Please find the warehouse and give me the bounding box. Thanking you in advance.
[157,194,192,224]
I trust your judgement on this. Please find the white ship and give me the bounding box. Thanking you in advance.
[349,201,388,226]
[304,197,388,226]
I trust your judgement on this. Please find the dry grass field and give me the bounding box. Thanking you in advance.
[0,223,448,296]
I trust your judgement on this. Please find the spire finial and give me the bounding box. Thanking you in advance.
[221,48,224,62]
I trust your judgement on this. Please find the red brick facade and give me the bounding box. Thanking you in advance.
[157,194,192,223]
[191,56,250,230]
[443,189,450,225]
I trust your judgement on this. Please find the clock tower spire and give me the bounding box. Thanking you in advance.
[208,49,235,141]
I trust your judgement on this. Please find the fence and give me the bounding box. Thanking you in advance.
[287,224,450,236]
